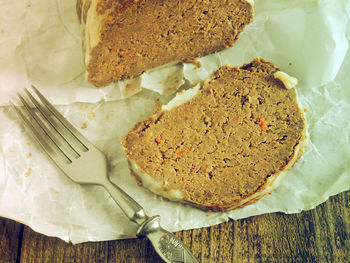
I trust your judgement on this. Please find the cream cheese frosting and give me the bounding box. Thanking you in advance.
[274,71,298,90]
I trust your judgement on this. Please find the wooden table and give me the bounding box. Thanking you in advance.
[1,190,349,263]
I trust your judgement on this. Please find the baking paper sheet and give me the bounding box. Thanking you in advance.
[0,0,350,243]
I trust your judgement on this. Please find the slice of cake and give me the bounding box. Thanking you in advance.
[77,0,254,87]
[121,58,307,211]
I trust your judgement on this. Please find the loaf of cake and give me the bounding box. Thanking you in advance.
[77,0,254,87]
[121,58,307,211]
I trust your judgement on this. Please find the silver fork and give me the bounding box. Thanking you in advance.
[11,86,198,263]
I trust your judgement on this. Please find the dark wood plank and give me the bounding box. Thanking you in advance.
[19,227,164,263]
[0,217,23,263]
[9,190,350,262]
[312,191,350,262]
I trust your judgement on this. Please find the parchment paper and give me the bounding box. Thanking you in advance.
[0,0,350,243]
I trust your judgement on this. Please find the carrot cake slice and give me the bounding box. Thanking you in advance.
[122,58,307,211]
[77,0,254,87]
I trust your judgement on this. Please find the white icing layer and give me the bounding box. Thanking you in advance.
[130,162,184,200]
[246,0,255,6]
[274,71,298,90]
[82,0,105,67]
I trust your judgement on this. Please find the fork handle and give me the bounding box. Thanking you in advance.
[103,179,149,225]
[103,179,199,262]
[103,179,198,263]
[137,216,199,263]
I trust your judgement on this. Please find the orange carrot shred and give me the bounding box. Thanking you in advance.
[155,138,162,145]
[177,150,185,155]
[234,116,241,120]
[258,117,267,132]
[187,25,198,31]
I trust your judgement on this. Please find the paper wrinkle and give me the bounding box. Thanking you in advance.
[0,0,350,244]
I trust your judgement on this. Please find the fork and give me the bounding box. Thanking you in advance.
[11,86,198,263]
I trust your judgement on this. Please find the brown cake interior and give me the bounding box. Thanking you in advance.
[87,0,253,87]
[122,59,305,210]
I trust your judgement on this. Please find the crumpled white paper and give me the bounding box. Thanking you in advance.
[0,0,350,244]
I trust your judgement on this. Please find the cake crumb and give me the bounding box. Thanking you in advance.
[154,98,162,107]
[106,114,110,120]
[25,168,32,177]
[87,111,96,121]
[79,104,89,110]
[182,57,201,69]
[166,86,177,92]
[124,83,141,97]
[81,122,87,129]
[27,153,32,158]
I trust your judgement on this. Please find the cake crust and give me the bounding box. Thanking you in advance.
[122,58,307,211]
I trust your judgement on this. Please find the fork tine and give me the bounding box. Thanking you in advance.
[24,88,81,159]
[17,93,73,163]
[31,85,91,150]
[10,101,70,167]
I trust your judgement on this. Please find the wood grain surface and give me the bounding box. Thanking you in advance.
[1,190,349,263]
[0,217,23,263]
